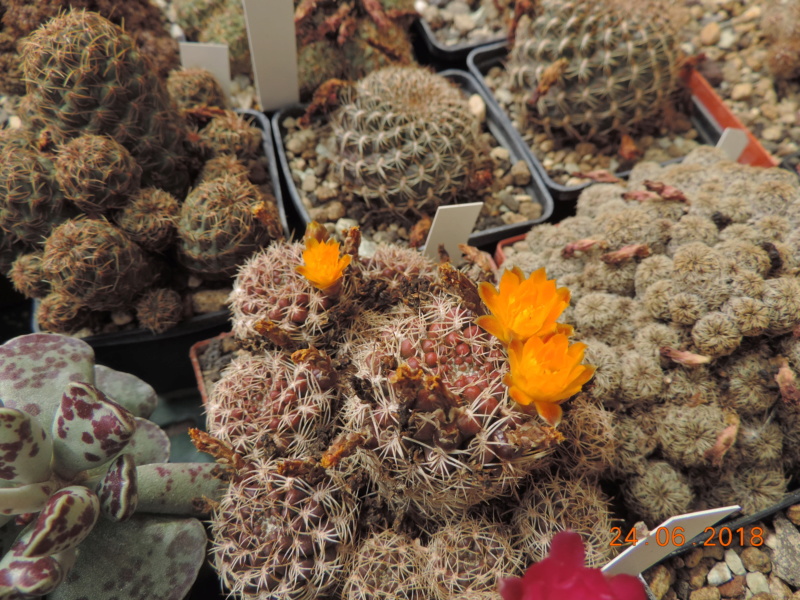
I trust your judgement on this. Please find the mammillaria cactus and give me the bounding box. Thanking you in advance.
[167,68,229,111]
[201,224,597,600]
[507,0,684,143]
[21,10,190,196]
[331,66,485,210]
[0,333,226,599]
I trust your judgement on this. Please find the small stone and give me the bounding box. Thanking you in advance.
[769,574,792,600]
[468,94,486,123]
[691,564,711,589]
[499,190,519,211]
[187,275,203,289]
[700,22,721,45]
[647,565,672,600]
[750,595,775,600]
[490,147,511,165]
[731,83,753,101]
[315,186,339,202]
[510,160,531,186]
[718,29,737,50]
[739,5,761,20]
[358,238,377,258]
[771,514,800,586]
[334,218,359,238]
[704,545,725,561]
[690,588,721,600]
[286,136,306,154]
[301,173,317,192]
[446,0,470,14]
[746,572,770,595]
[518,200,542,220]
[742,547,772,573]
[708,562,733,586]
[452,13,475,34]
[111,311,134,326]
[501,212,527,225]
[718,575,746,598]
[787,505,800,526]
[7,115,21,130]
[761,126,783,142]
[685,549,705,569]
[761,105,780,120]
[309,200,346,222]
[726,549,746,576]
[192,289,231,314]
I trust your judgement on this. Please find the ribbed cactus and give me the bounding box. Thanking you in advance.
[200,110,262,160]
[507,0,683,143]
[332,67,484,210]
[114,187,180,253]
[166,67,229,110]
[177,173,278,278]
[41,218,155,312]
[21,10,191,196]
[0,333,225,600]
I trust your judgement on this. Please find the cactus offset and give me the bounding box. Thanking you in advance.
[508,0,684,143]
[8,251,49,299]
[135,288,185,334]
[167,68,229,111]
[115,187,180,253]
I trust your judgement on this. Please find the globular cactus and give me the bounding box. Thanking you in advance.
[7,252,49,299]
[135,288,185,334]
[41,218,155,312]
[114,187,181,253]
[199,110,262,160]
[331,67,485,210]
[197,154,250,184]
[0,333,226,600]
[507,0,684,143]
[36,291,91,334]
[21,10,190,196]
[167,67,229,111]
[177,174,278,278]
[54,134,142,216]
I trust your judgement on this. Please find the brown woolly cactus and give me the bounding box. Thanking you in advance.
[36,290,91,334]
[508,0,684,143]
[199,110,262,160]
[135,288,184,334]
[8,251,49,298]
[54,134,142,216]
[114,188,180,253]
[342,530,426,600]
[331,66,485,210]
[167,67,229,111]
[42,218,155,311]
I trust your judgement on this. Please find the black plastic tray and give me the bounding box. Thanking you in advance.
[413,17,505,66]
[272,68,555,250]
[29,108,287,392]
[467,43,725,202]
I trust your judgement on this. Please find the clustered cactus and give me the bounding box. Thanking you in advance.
[330,67,486,212]
[503,145,800,522]
[0,333,226,599]
[0,11,283,336]
[172,0,417,99]
[507,0,684,143]
[199,223,601,600]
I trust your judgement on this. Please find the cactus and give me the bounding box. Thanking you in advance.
[41,218,155,312]
[35,291,91,334]
[54,134,142,216]
[114,187,180,253]
[199,110,262,160]
[177,173,278,278]
[0,333,226,600]
[763,0,800,80]
[21,10,191,196]
[331,66,485,210]
[507,0,684,143]
[135,288,185,334]
[166,67,229,111]
[7,252,49,299]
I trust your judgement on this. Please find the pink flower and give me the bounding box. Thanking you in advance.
[498,531,647,600]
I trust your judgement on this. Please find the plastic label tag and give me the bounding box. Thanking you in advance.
[715,128,748,162]
[179,42,232,102]
[241,0,299,111]
[422,202,484,266]
[602,505,740,577]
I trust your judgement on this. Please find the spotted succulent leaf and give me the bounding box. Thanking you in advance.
[93,365,158,420]
[0,480,57,516]
[51,382,137,479]
[96,454,138,522]
[0,544,76,600]
[22,485,100,558]
[126,418,170,466]
[135,463,226,516]
[0,335,95,433]
[0,407,52,485]
[48,515,207,600]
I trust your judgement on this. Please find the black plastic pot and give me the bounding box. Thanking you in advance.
[467,43,726,203]
[413,18,505,66]
[272,68,555,250]
[30,108,287,393]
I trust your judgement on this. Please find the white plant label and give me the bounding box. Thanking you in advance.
[422,202,484,266]
[602,505,741,577]
[178,42,232,102]
[241,0,299,110]
[715,127,748,162]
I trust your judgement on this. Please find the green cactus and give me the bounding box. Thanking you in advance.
[21,10,191,196]
[0,333,226,600]
[114,187,180,253]
[331,66,485,211]
[166,67,229,111]
[199,110,262,160]
[41,218,155,312]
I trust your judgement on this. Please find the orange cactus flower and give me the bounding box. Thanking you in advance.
[476,266,570,345]
[296,237,351,292]
[504,333,595,426]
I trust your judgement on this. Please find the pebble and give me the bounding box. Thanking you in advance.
[468,94,486,123]
[690,588,721,600]
[191,289,231,314]
[742,547,772,573]
[725,549,746,576]
[707,562,732,586]
[509,160,531,186]
[301,173,317,192]
[309,200,346,222]
[490,146,510,165]
[111,311,134,326]
[717,575,746,597]
[700,22,721,45]
[334,218,359,237]
[718,29,737,49]
[762,126,783,142]
[746,572,770,595]
[770,514,800,587]
[648,565,673,600]
[453,13,475,34]
[731,82,753,101]
[787,505,800,526]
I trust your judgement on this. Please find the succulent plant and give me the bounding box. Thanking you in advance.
[0,333,226,600]
[167,67,229,111]
[21,10,190,196]
[199,110,262,160]
[7,252,49,299]
[507,0,684,143]
[331,66,485,211]
[114,187,180,253]
[135,288,185,334]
